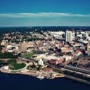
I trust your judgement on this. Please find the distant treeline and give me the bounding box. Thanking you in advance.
[0,26,90,41]
[0,26,90,33]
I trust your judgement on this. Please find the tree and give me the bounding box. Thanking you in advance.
[0,52,16,58]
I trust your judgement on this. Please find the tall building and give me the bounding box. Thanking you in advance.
[66,30,75,42]
[87,40,90,55]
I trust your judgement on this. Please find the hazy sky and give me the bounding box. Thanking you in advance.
[0,0,90,27]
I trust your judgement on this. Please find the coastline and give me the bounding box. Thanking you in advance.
[0,66,65,80]
[1,64,90,85]
[1,69,90,86]
[1,66,90,86]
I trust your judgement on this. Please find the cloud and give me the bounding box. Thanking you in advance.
[0,12,90,18]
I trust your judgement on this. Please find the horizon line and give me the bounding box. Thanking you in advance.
[0,25,90,28]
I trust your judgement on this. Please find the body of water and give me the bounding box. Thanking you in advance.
[0,72,90,90]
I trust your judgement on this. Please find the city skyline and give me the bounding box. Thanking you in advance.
[0,0,90,27]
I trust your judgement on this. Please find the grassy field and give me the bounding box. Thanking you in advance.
[8,59,26,70]
[10,63,26,70]
[22,51,36,59]
[22,53,34,59]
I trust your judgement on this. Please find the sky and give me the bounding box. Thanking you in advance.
[0,0,90,27]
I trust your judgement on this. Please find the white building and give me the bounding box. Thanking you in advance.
[38,59,44,66]
[6,45,19,53]
[4,66,9,70]
[66,30,75,42]
[63,55,72,61]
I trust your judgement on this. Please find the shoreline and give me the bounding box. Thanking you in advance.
[1,66,90,85]
[0,67,65,80]
[1,69,90,86]
[0,68,90,86]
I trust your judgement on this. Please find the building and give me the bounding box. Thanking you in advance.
[38,59,44,66]
[87,40,90,55]
[48,58,64,65]
[20,42,35,52]
[66,30,75,42]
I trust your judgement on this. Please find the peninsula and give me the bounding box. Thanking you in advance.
[0,27,90,84]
